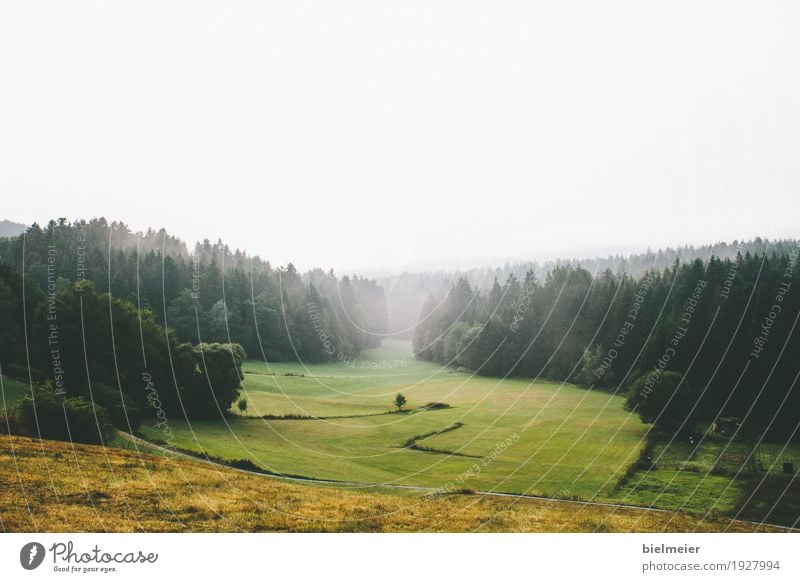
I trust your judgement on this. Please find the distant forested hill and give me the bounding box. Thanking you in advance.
[0,220,26,238]
[0,218,387,364]
[380,238,799,337]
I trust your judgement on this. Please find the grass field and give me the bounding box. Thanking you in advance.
[0,435,776,532]
[616,438,800,523]
[141,341,649,500]
[5,340,798,528]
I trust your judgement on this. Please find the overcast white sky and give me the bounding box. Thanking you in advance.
[1,1,799,271]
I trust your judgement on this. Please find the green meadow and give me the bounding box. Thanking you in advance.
[617,438,800,517]
[141,340,649,499]
[5,341,795,520]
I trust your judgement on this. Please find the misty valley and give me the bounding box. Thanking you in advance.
[0,218,798,532]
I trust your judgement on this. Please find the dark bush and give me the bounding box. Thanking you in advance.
[421,402,451,410]
[90,382,142,431]
[14,384,116,445]
[0,406,20,435]
[3,363,45,382]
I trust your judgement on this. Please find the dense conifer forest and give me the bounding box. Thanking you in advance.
[0,218,388,442]
[381,238,798,337]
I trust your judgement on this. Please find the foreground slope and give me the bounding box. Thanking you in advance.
[0,436,777,532]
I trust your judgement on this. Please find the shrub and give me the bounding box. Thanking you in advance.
[90,382,142,431]
[14,384,116,445]
[0,407,20,435]
[421,402,451,410]
[625,371,696,434]
[3,363,44,381]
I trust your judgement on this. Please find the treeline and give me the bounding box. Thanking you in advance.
[378,238,796,338]
[413,248,800,439]
[0,218,387,362]
[0,217,387,443]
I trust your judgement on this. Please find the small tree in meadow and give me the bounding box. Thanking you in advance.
[394,393,407,412]
[237,398,248,416]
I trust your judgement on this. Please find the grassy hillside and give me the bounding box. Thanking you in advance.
[0,435,775,532]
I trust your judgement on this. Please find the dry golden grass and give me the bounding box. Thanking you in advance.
[0,436,776,532]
